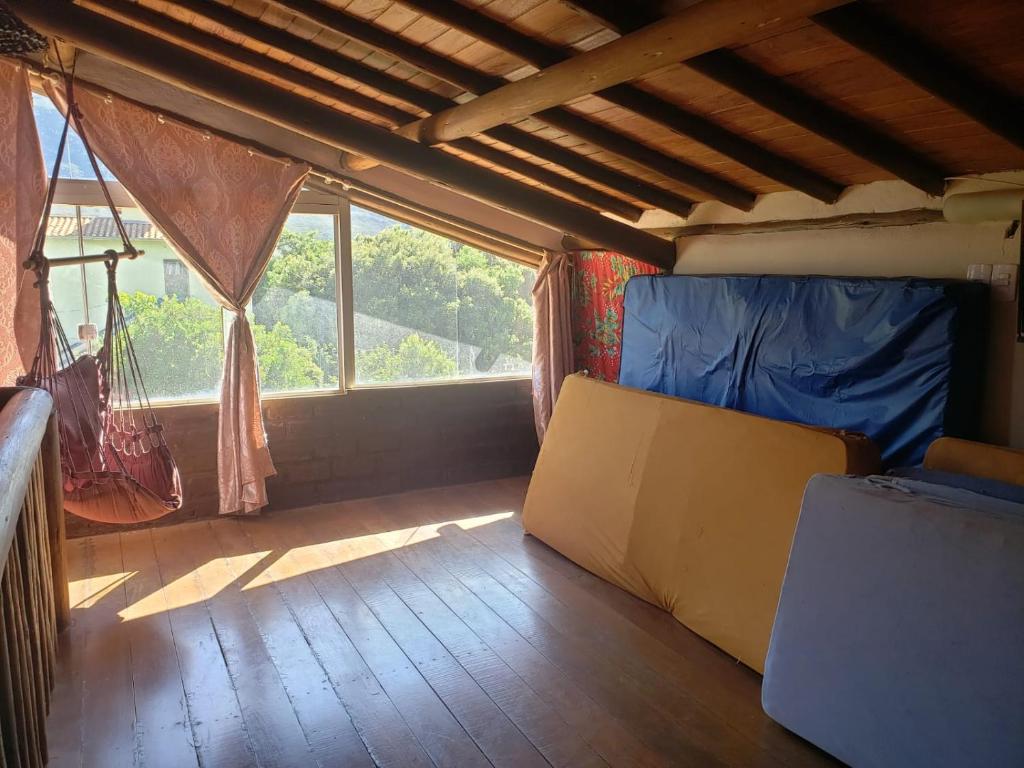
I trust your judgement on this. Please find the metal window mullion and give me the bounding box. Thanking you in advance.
[336,200,355,392]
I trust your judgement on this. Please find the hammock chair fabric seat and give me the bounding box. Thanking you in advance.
[20,76,183,525]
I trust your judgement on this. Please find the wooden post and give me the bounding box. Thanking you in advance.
[41,414,68,632]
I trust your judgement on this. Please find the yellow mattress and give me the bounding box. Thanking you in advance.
[522,375,879,672]
[924,437,1024,486]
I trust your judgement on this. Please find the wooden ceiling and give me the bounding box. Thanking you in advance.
[7,0,1024,268]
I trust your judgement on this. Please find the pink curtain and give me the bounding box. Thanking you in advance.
[48,83,309,515]
[531,251,573,443]
[0,60,44,385]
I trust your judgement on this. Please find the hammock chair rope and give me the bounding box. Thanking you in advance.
[19,70,182,525]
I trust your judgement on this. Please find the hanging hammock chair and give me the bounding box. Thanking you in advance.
[18,78,183,525]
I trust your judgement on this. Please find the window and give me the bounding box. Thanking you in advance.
[43,206,345,401]
[32,93,114,180]
[251,213,340,395]
[163,260,189,299]
[29,96,534,401]
[45,205,226,401]
[350,206,535,386]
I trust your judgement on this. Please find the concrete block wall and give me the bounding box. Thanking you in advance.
[66,378,538,537]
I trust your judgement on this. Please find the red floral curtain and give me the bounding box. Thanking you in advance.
[570,250,662,382]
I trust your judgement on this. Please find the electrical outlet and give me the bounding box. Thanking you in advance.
[990,264,1019,303]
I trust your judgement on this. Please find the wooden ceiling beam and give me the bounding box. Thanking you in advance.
[813,4,1024,152]
[158,0,688,218]
[390,0,854,144]
[563,0,659,33]
[568,0,949,197]
[264,0,755,210]
[446,138,645,221]
[396,0,843,203]
[10,0,676,269]
[82,0,643,222]
[687,50,949,197]
[155,0,451,113]
[78,0,409,124]
[482,125,692,217]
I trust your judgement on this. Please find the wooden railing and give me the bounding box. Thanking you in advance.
[0,388,69,768]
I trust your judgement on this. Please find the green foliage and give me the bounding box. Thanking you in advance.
[118,291,325,397]
[120,223,534,394]
[257,230,337,303]
[252,321,325,391]
[352,225,459,341]
[351,225,534,372]
[118,292,224,398]
[253,230,340,386]
[254,224,534,384]
[356,334,457,383]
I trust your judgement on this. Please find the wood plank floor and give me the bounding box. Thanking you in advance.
[47,477,838,768]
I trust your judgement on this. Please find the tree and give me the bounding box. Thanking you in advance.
[250,222,535,386]
[356,334,456,383]
[352,226,459,342]
[257,230,337,304]
[352,225,534,371]
[118,291,325,397]
[118,292,224,398]
[253,230,340,385]
[252,321,325,391]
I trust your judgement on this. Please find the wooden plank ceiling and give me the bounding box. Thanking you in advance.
[11,0,1024,268]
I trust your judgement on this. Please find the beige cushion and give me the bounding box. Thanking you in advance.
[523,375,879,672]
[925,437,1024,486]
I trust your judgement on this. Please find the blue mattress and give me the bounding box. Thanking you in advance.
[762,474,1024,768]
[618,275,988,466]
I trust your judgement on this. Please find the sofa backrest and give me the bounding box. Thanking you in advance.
[523,375,879,671]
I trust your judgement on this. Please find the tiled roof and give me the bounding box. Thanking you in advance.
[46,215,164,241]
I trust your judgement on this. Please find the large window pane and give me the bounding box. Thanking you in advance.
[44,204,91,357]
[251,213,340,394]
[50,205,226,401]
[351,206,535,386]
[32,93,115,180]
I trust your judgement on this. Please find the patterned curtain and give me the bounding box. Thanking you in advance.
[46,82,310,516]
[0,59,44,385]
[570,250,662,382]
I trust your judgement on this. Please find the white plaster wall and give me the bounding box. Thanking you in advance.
[672,173,1024,447]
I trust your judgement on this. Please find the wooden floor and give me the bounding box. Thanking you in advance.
[47,477,837,768]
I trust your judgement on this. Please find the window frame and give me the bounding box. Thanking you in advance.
[47,179,534,403]
[345,199,537,390]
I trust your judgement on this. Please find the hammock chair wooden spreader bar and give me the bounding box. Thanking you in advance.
[19,77,183,525]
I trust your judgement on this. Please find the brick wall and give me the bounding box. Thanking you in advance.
[65,378,538,538]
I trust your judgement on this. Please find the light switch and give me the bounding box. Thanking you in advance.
[990,264,1019,302]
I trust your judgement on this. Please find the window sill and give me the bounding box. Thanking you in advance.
[144,374,530,409]
[147,387,345,408]
[348,373,531,391]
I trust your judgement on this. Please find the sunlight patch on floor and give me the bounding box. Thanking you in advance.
[118,550,270,621]
[102,511,511,619]
[243,511,512,590]
[70,571,136,610]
